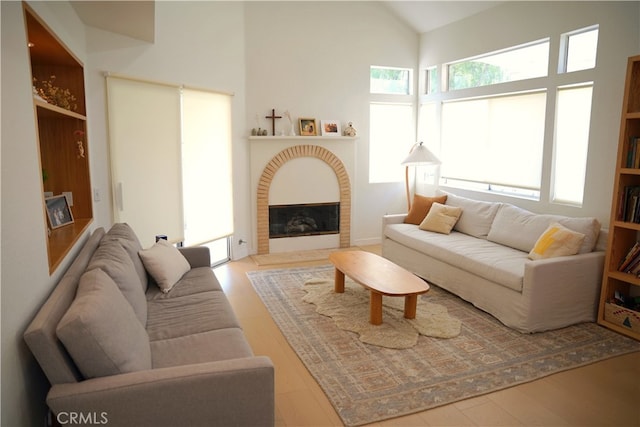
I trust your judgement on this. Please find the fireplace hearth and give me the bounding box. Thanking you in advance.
[269,202,340,238]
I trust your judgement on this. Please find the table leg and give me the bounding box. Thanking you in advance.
[370,292,383,325]
[334,268,345,293]
[404,294,418,319]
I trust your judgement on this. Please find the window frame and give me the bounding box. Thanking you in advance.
[419,25,598,206]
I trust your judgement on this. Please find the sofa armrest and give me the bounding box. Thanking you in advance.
[47,356,274,427]
[382,214,407,237]
[383,213,407,225]
[178,246,211,268]
[522,251,605,329]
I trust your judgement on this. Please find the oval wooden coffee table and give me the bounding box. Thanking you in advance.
[328,250,430,325]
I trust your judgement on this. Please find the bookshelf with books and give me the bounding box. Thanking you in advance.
[599,55,640,340]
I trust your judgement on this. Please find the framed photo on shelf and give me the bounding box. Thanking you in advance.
[321,120,340,136]
[299,118,317,136]
[45,195,74,229]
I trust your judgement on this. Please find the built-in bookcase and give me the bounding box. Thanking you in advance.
[598,55,640,340]
[24,5,93,273]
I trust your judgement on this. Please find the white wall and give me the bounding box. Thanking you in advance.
[1,2,90,425]
[419,1,640,224]
[245,1,419,247]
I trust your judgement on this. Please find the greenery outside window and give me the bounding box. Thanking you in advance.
[370,66,411,95]
[447,40,549,91]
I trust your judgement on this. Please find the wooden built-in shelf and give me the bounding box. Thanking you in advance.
[47,219,92,273]
[598,55,640,341]
[35,98,86,120]
[25,4,93,274]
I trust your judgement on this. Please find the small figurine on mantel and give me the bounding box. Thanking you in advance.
[343,121,357,137]
[284,110,296,136]
[251,113,268,136]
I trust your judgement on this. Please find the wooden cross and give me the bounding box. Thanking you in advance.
[265,108,282,136]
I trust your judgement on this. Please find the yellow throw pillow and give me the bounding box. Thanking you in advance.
[419,202,463,234]
[404,194,448,225]
[528,223,586,260]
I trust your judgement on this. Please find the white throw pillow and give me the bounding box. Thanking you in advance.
[419,202,463,234]
[487,204,600,254]
[528,223,586,260]
[138,239,191,293]
[440,191,501,238]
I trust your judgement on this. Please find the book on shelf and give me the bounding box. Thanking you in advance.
[618,241,640,275]
[618,185,640,222]
[625,136,640,168]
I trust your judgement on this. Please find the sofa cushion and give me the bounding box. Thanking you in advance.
[443,192,501,238]
[88,239,147,326]
[487,204,600,253]
[102,223,148,292]
[139,239,191,293]
[56,269,151,379]
[404,194,447,225]
[419,202,462,234]
[146,291,241,341]
[385,224,526,291]
[146,267,224,300]
[528,223,586,260]
[150,328,254,369]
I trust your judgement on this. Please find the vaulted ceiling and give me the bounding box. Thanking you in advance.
[69,1,502,42]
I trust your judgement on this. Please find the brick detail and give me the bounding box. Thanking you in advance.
[257,145,351,254]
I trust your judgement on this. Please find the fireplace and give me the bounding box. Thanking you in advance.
[254,144,353,254]
[269,202,340,238]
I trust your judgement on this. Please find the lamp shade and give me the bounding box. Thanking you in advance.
[401,142,441,166]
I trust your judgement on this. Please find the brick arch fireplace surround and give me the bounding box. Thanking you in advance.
[256,145,351,254]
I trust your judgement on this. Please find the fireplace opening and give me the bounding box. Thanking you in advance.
[269,202,340,238]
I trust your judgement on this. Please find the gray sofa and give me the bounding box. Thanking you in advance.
[24,224,274,427]
[382,192,606,333]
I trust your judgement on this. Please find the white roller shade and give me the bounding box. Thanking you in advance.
[106,76,184,247]
[181,89,234,245]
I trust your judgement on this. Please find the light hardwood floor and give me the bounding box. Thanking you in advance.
[214,246,640,427]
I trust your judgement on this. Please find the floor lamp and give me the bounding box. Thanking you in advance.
[401,142,441,211]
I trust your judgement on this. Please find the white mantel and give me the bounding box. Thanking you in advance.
[249,136,357,253]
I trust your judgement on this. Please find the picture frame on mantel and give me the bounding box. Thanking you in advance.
[45,195,74,229]
[299,118,317,136]
[321,120,340,136]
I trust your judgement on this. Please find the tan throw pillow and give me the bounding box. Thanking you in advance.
[138,239,190,293]
[528,223,586,260]
[404,194,447,225]
[419,202,463,234]
[56,269,151,379]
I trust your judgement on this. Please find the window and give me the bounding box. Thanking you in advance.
[107,76,234,256]
[440,91,546,196]
[422,27,598,206]
[447,40,549,90]
[559,26,599,73]
[552,84,593,205]
[369,66,414,183]
[424,67,438,94]
[369,103,414,183]
[370,66,411,94]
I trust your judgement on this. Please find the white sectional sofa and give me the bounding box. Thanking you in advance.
[382,192,606,333]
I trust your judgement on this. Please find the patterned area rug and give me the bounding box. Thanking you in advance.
[247,265,640,427]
